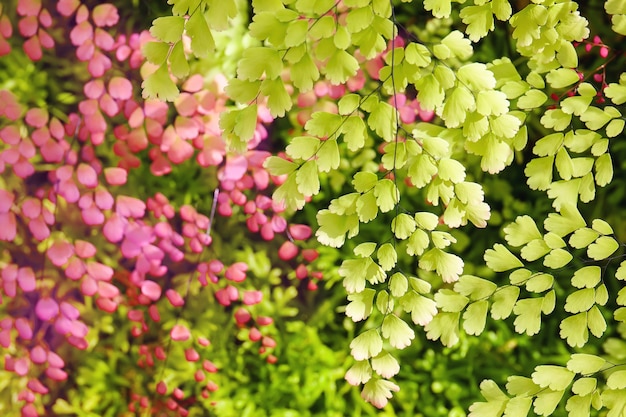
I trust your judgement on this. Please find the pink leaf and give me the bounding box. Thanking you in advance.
[170,324,190,341]
[47,240,74,266]
[94,27,114,50]
[242,290,263,305]
[86,261,113,281]
[77,163,98,188]
[87,51,112,77]
[17,0,42,16]
[25,108,48,128]
[30,347,47,364]
[0,189,14,212]
[69,20,92,46]
[167,137,194,164]
[35,297,59,321]
[104,167,127,185]
[220,155,248,182]
[18,16,38,37]
[81,206,105,225]
[38,28,54,49]
[99,93,119,116]
[103,213,125,242]
[109,77,132,100]
[14,357,30,376]
[74,240,96,258]
[0,329,11,348]
[84,79,104,99]
[98,281,119,298]
[17,267,36,292]
[289,224,312,240]
[46,367,68,381]
[94,189,114,209]
[92,4,119,27]
[224,263,247,282]
[60,302,80,320]
[57,0,80,16]
[0,125,21,145]
[15,317,33,340]
[27,379,49,394]
[116,195,146,218]
[65,258,85,280]
[278,241,298,261]
[21,197,41,218]
[81,276,98,296]
[141,280,162,301]
[166,289,184,307]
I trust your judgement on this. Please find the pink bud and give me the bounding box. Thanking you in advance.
[104,167,127,185]
[289,224,312,240]
[15,318,33,340]
[46,367,68,381]
[278,241,298,261]
[156,380,167,395]
[242,290,262,306]
[249,327,262,342]
[170,324,190,341]
[257,316,273,326]
[184,348,199,362]
[166,289,184,307]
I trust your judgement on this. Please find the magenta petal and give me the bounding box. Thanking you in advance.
[35,298,60,321]
[116,195,146,218]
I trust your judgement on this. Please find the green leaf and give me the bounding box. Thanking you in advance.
[342,116,367,151]
[296,160,321,196]
[569,228,600,249]
[595,153,614,187]
[580,106,613,130]
[274,173,306,211]
[374,179,399,212]
[389,272,408,297]
[504,215,542,247]
[142,63,179,101]
[435,288,469,313]
[571,377,597,395]
[442,86,475,128]
[356,191,378,222]
[587,236,619,260]
[546,68,580,89]
[368,101,397,142]
[350,329,383,360]
[567,353,606,374]
[484,244,524,272]
[513,297,543,336]
[406,229,430,256]
[325,49,359,85]
[317,139,340,172]
[441,30,473,59]
[463,300,489,335]
[571,266,601,289]
[525,156,554,191]
[286,136,320,160]
[142,41,170,65]
[491,286,520,320]
[377,243,397,271]
[264,156,297,175]
[509,269,532,285]
[261,77,292,117]
[541,109,572,131]
[392,214,416,240]
[565,288,596,313]
[544,204,586,237]
[150,16,185,42]
[404,42,431,66]
[532,366,575,391]
[381,314,415,349]
[238,47,282,80]
[525,273,553,293]
[517,90,548,109]
[460,4,495,41]
[425,311,460,347]
[587,305,606,337]
[565,394,592,417]
[506,376,541,396]
[604,81,626,105]
[454,275,497,300]
[504,397,532,417]
[543,248,573,269]
[399,291,438,325]
[420,248,464,283]
[534,389,565,416]
[607,370,626,389]
[560,312,589,347]
[346,289,376,321]
[186,10,214,57]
